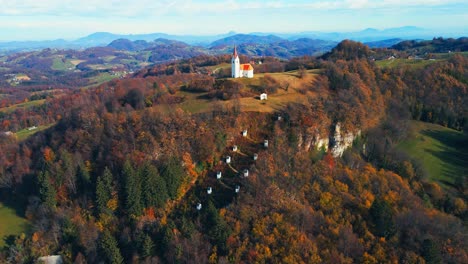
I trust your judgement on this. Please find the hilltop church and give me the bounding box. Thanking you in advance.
[231,46,254,78]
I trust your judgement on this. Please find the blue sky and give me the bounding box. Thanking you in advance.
[0,0,466,41]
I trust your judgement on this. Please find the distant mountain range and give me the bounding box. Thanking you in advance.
[0,26,465,53]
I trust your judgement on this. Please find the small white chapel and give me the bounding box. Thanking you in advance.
[231,46,254,78]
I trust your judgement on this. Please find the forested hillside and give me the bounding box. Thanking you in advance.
[0,41,467,263]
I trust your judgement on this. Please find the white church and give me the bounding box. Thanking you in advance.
[231,46,254,78]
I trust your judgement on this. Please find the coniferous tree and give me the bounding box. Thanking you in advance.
[369,198,396,238]
[160,157,185,199]
[76,164,90,194]
[99,231,124,264]
[422,239,442,264]
[39,171,56,208]
[141,234,155,258]
[205,201,231,254]
[140,162,168,208]
[95,167,113,215]
[123,160,143,216]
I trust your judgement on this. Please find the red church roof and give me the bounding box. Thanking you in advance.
[233,45,238,58]
[241,64,253,71]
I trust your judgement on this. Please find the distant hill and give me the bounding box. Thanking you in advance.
[391,37,468,53]
[364,38,404,48]
[1,26,466,52]
[106,35,337,59]
[210,34,284,47]
[210,38,337,58]
[321,40,372,61]
[107,39,152,51]
[288,26,435,42]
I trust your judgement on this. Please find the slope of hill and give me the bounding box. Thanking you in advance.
[0,43,467,263]
[398,121,468,187]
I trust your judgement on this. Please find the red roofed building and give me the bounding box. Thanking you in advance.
[231,45,254,78]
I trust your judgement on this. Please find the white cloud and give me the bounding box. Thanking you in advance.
[0,0,464,17]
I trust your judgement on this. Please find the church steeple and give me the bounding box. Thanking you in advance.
[231,45,240,78]
[233,45,238,58]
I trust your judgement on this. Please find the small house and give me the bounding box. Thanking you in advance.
[260,93,268,100]
[28,126,37,131]
[243,169,249,177]
[253,153,258,161]
[242,130,248,137]
[277,115,282,121]
[226,156,231,164]
[207,187,212,194]
[235,185,240,193]
[37,256,63,264]
[217,171,222,179]
[233,145,238,152]
[196,203,202,210]
[264,139,269,148]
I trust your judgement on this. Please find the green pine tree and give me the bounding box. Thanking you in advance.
[99,231,124,264]
[160,157,185,200]
[422,239,442,264]
[39,171,56,208]
[140,163,169,208]
[123,160,143,216]
[205,201,231,254]
[76,164,91,192]
[369,198,396,238]
[95,167,113,215]
[141,234,155,258]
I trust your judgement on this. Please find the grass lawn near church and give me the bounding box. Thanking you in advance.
[176,69,321,114]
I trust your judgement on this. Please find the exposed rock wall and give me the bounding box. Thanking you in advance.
[297,123,360,157]
[330,123,361,157]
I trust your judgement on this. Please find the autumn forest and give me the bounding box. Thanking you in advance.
[0,39,467,263]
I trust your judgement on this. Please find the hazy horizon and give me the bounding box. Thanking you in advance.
[0,0,467,41]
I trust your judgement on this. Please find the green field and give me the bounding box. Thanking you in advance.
[0,99,46,113]
[86,72,118,87]
[376,52,468,69]
[376,58,440,69]
[398,121,468,187]
[0,202,29,247]
[16,123,54,141]
[51,57,75,71]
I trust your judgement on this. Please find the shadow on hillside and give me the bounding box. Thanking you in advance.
[0,188,28,218]
[420,129,468,185]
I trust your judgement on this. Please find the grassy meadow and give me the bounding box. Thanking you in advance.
[177,69,320,114]
[0,202,29,247]
[398,121,468,187]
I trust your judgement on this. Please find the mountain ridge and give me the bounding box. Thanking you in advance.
[1,26,466,53]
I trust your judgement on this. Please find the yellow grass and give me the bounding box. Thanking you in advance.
[70,59,86,66]
[0,99,46,113]
[16,74,31,81]
[176,69,318,114]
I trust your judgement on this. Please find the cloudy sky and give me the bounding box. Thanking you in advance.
[0,0,466,41]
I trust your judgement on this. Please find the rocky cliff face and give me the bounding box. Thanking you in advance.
[330,123,361,157]
[297,123,360,157]
[298,132,329,152]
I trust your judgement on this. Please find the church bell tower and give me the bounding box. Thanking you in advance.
[231,45,240,78]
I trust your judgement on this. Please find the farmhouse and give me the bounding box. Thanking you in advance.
[231,46,254,78]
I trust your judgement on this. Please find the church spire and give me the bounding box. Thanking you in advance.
[233,45,238,58]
